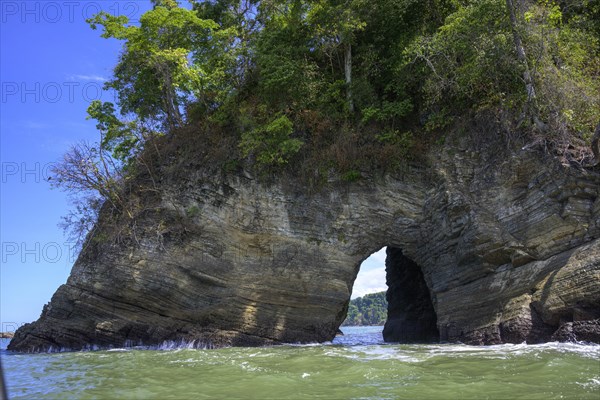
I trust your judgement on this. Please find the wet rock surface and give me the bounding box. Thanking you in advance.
[383,247,439,343]
[9,131,600,352]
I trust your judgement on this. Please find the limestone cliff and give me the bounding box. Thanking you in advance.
[9,127,600,352]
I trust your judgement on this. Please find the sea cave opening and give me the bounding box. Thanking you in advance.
[345,246,439,343]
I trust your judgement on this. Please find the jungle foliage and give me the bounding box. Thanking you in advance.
[343,291,388,326]
[52,0,600,247]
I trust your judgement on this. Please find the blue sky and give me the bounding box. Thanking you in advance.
[352,248,387,298]
[0,1,386,332]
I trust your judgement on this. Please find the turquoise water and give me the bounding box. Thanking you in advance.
[1,326,599,399]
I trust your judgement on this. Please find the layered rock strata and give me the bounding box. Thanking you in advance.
[9,132,600,351]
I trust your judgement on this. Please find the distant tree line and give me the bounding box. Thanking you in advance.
[343,291,387,326]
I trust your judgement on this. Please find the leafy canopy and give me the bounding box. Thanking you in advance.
[54,0,600,249]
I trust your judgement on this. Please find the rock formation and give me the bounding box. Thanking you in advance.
[9,127,600,352]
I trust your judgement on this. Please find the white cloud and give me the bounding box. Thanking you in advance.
[351,248,387,299]
[23,121,48,129]
[371,247,387,263]
[360,247,387,272]
[69,74,107,82]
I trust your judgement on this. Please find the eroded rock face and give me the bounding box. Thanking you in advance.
[383,247,439,343]
[9,132,600,352]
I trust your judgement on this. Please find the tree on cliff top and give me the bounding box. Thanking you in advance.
[86,0,599,165]
[54,0,600,251]
[87,4,225,131]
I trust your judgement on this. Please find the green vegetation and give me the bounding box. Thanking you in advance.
[51,0,600,247]
[239,114,303,166]
[343,291,387,326]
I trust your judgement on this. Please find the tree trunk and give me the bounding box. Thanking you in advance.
[345,42,354,113]
[506,0,536,102]
[592,121,600,163]
[163,84,183,130]
[160,68,184,131]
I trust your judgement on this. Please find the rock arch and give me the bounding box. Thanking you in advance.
[345,246,439,343]
[9,138,600,352]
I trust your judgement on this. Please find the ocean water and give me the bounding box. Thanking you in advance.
[1,326,599,399]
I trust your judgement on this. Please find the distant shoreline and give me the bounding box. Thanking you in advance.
[0,332,14,339]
